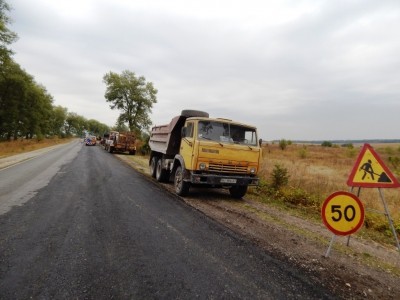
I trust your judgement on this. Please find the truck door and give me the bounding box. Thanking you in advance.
[180,121,195,170]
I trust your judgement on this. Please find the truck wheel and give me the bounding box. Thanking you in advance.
[150,157,158,178]
[229,186,248,199]
[108,146,114,153]
[181,110,209,118]
[156,159,169,182]
[129,150,136,155]
[174,166,190,196]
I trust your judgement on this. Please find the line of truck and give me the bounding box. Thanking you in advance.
[99,110,262,199]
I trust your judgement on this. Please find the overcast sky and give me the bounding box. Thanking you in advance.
[8,0,400,141]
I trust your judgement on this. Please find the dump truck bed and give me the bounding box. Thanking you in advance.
[149,115,186,155]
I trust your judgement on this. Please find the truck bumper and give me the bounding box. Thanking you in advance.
[190,173,259,186]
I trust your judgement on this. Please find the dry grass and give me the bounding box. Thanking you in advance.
[0,138,73,158]
[258,143,400,245]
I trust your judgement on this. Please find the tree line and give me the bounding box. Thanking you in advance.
[1,0,158,143]
[0,1,109,141]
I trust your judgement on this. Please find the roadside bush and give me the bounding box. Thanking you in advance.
[138,135,151,155]
[321,141,332,147]
[298,147,307,159]
[279,139,288,150]
[254,178,275,196]
[342,143,354,149]
[270,164,289,190]
[35,133,44,142]
[280,187,319,208]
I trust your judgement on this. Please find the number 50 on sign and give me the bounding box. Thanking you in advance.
[321,191,365,236]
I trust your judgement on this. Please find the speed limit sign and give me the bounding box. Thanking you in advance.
[321,191,365,236]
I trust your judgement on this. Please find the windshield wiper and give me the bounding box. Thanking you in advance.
[201,136,223,147]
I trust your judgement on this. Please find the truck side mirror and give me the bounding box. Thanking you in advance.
[181,127,187,138]
[259,138,263,147]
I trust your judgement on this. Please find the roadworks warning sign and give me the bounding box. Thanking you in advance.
[347,144,400,188]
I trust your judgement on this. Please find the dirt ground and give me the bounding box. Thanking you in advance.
[119,154,400,299]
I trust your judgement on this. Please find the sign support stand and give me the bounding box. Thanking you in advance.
[325,235,336,258]
[378,188,400,252]
[346,187,362,247]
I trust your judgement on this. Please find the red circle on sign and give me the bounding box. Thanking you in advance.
[321,191,365,236]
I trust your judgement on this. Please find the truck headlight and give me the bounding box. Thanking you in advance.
[199,163,206,170]
[250,167,256,174]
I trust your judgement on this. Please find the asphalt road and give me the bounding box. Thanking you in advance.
[0,142,334,299]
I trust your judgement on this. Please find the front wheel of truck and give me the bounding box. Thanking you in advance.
[229,185,248,199]
[150,156,158,178]
[174,166,190,196]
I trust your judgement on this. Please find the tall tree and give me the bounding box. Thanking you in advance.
[0,60,53,139]
[103,70,157,132]
[50,105,68,137]
[0,0,18,65]
[65,112,86,137]
[87,119,109,136]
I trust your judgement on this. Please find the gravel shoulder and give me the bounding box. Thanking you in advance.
[117,153,400,299]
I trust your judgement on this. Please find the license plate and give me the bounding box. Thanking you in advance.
[221,178,237,184]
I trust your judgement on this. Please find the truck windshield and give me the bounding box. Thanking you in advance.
[198,121,258,146]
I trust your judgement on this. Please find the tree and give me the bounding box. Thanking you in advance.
[23,83,53,139]
[112,116,129,132]
[103,70,157,132]
[0,0,18,65]
[50,106,68,137]
[65,112,86,137]
[87,119,109,136]
[0,59,55,140]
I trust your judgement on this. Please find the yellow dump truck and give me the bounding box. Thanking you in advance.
[149,110,262,198]
[104,131,137,155]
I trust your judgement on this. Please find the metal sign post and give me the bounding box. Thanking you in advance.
[378,188,400,251]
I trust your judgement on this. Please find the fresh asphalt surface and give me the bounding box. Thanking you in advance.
[0,141,334,299]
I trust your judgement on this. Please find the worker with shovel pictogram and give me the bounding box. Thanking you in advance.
[347,143,400,188]
[360,159,374,180]
[359,159,391,183]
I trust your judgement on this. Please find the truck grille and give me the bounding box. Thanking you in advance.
[208,163,248,174]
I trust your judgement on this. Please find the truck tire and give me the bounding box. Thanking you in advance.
[156,159,169,182]
[108,146,114,153]
[181,110,209,118]
[229,185,248,199]
[150,156,158,178]
[174,166,190,196]
[129,150,136,155]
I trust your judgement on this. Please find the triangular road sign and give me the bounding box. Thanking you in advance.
[347,144,400,188]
